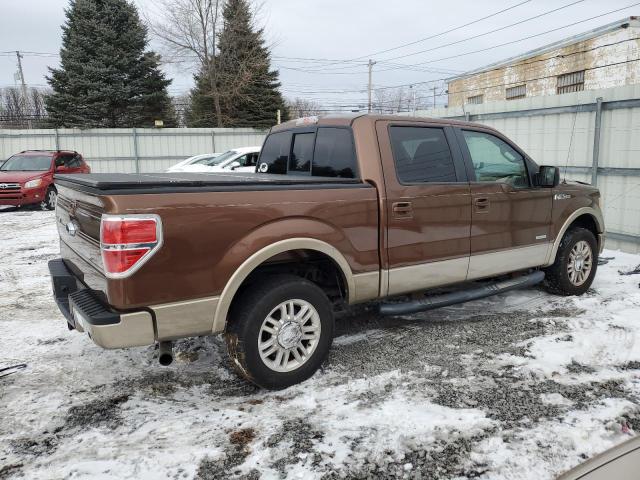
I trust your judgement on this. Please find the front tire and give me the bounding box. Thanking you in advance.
[225,274,334,389]
[41,187,57,211]
[544,227,598,296]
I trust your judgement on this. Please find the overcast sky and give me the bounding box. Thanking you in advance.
[1,0,638,110]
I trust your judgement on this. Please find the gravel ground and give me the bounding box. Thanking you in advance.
[1,208,639,480]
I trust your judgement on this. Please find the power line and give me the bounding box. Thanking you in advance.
[296,0,532,69]
[296,0,583,73]
[377,2,640,72]
[372,0,585,65]
[269,34,640,106]
[361,54,640,108]
[279,3,640,77]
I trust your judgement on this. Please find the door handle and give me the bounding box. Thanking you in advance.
[392,201,413,217]
[474,197,490,212]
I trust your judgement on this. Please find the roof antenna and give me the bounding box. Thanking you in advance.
[562,107,579,184]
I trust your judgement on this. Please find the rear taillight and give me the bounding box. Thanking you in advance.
[100,215,162,278]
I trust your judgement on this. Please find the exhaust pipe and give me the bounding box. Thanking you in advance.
[158,341,174,366]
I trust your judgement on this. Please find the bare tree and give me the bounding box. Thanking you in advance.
[146,0,225,124]
[171,93,190,126]
[30,88,48,118]
[372,87,416,114]
[0,87,50,128]
[285,97,322,119]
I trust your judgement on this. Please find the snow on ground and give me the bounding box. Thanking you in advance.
[1,208,639,480]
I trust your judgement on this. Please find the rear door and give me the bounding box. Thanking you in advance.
[376,120,472,296]
[454,127,552,279]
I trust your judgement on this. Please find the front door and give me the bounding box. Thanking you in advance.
[376,121,472,296]
[455,127,553,280]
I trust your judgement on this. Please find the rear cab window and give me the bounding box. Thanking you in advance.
[289,133,315,174]
[258,127,358,178]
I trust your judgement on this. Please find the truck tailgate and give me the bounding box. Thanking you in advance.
[55,184,108,298]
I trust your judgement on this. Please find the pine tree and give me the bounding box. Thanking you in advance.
[46,0,176,128]
[188,0,287,128]
[185,61,219,127]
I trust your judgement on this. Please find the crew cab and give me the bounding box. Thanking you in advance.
[48,115,604,389]
[0,150,90,210]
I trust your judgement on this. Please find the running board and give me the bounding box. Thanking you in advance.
[379,270,545,316]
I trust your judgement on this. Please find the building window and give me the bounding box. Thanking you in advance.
[467,94,483,105]
[557,70,585,94]
[506,84,526,100]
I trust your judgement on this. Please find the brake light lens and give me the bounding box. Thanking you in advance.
[101,218,158,244]
[100,215,162,278]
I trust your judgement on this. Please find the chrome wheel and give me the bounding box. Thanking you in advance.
[42,189,57,210]
[567,240,593,286]
[257,299,321,373]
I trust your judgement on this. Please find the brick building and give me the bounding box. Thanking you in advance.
[447,17,640,107]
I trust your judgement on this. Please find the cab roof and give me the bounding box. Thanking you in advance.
[270,114,492,133]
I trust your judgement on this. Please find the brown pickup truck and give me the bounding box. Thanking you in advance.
[48,114,604,389]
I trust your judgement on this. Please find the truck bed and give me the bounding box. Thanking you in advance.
[54,172,365,194]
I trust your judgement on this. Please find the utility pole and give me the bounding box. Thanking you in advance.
[410,85,417,115]
[431,86,437,110]
[367,59,376,113]
[15,51,32,129]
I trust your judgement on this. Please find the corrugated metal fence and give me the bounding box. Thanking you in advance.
[418,84,640,254]
[0,127,267,173]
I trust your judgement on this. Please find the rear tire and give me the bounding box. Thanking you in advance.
[41,187,57,211]
[225,274,334,389]
[544,227,597,296]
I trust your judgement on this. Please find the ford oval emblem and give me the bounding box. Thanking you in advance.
[66,221,79,237]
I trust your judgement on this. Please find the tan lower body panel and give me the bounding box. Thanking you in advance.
[598,233,605,254]
[387,256,469,296]
[467,243,550,280]
[352,271,380,303]
[83,244,552,348]
[83,311,155,349]
[151,297,220,340]
[384,243,551,298]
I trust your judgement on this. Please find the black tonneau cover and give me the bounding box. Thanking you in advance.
[55,172,366,195]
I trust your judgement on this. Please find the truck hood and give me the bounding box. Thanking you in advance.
[557,180,599,194]
[0,171,47,183]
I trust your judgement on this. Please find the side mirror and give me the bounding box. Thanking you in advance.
[229,161,241,170]
[534,165,559,188]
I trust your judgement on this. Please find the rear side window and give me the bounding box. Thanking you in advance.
[68,155,82,167]
[289,133,315,174]
[258,127,358,178]
[389,126,457,183]
[259,131,290,174]
[312,128,357,178]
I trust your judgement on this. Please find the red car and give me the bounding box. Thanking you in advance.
[0,150,90,210]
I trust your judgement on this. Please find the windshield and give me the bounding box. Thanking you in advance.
[191,155,220,165]
[199,150,238,166]
[0,155,52,172]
